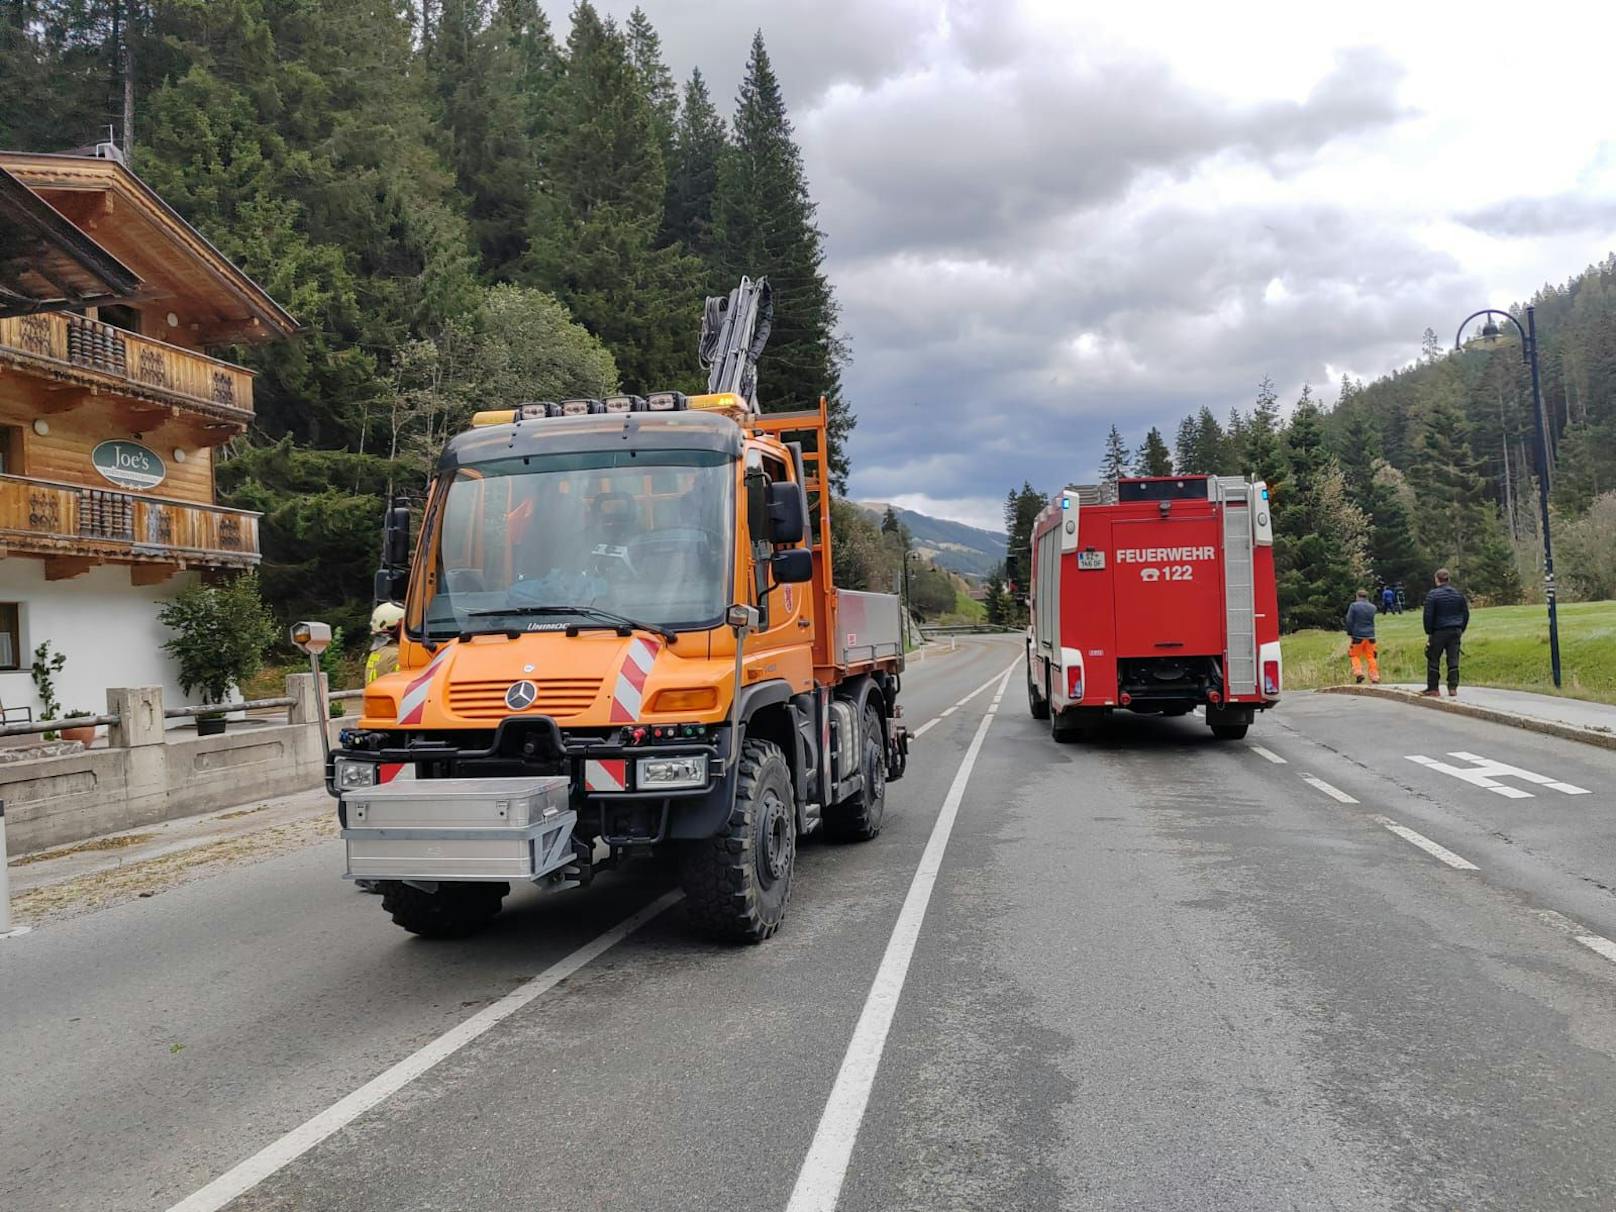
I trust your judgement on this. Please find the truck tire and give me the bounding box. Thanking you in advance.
[825,701,887,842]
[680,738,796,943]
[380,880,508,939]
[1210,723,1249,740]
[1027,661,1050,720]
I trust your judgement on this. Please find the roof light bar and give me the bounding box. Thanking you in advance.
[645,391,689,412]
[514,401,560,420]
[602,394,647,413]
[559,398,605,416]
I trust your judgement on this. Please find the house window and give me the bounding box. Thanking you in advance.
[0,603,19,670]
[0,425,21,477]
[100,304,143,335]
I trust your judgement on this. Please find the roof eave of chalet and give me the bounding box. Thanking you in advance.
[0,165,142,317]
[0,150,301,341]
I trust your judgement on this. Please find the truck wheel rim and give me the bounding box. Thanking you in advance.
[761,789,792,881]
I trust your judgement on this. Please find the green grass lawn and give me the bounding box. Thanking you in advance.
[1280,600,1616,704]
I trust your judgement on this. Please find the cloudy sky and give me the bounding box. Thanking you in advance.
[550,0,1616,532]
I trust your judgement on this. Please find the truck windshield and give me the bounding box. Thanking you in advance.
[418,449,732,638]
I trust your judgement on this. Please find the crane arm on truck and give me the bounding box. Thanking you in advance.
[699,275,773,408]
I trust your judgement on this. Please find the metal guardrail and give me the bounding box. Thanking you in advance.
[917,623,1020,636]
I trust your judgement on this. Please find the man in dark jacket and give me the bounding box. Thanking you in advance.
[1422,568,1470,697]
[1345,589,1379,684]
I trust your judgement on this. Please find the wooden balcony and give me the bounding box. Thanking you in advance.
[0,472,259,578]
[0,311,254,435]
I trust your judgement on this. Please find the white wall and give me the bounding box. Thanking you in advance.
[0,561,202,719]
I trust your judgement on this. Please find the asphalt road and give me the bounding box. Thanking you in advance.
[5,634,1616,1211]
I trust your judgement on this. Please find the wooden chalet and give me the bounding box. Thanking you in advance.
[0,145,295,711]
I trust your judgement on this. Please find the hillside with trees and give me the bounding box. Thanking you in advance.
[0,1,851,636]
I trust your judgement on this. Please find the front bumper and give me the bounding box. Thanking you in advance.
[329,715,735,845]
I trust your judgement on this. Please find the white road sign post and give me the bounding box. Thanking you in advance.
[0,799,33,939]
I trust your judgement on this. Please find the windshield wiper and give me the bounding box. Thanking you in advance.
[462,604,677,645]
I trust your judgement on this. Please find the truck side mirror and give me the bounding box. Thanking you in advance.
[383,503,411,567]
[374,567,408,602]
[772,547,813,584]
[1003,555,1020,583]
[765,480,807,545]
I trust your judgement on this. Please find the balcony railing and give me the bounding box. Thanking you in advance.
[0,311,254,423]
[0,473,259,567]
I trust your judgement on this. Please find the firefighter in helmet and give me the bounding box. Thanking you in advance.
[366,602,405,685]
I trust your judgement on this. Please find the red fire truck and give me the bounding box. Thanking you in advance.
[1022,474,1281,741]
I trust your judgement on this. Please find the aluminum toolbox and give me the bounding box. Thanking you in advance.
[835,589,903,667]
[343,776,576,882]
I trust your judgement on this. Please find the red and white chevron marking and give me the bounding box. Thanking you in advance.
[608,636,660,723]
[584,758,627,793]
[396,646,452,726]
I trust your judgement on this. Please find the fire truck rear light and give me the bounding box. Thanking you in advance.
[560,398,604,416]
[645,391,689,411]
[1207,690,1222,704]
[1068,669,1082,700]
[603,394,647,413]
[1263,660,1281,695]
[1119,692,1132,706]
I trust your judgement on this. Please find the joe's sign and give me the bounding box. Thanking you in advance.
[92,440,165,491]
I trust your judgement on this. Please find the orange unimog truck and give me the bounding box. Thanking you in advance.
[330,279,907,942]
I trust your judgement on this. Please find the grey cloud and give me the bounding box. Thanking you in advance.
[806,47,1408,262]
[1460,194,1616,237]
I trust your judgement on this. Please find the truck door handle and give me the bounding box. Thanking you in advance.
[1155,641,1184,648]
[797,618,812,629]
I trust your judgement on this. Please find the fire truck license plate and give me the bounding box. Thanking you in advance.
[1077,550,1106,570]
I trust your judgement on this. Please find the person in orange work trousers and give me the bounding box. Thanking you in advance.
[1344,588,1379,684]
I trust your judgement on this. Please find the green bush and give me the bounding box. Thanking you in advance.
[158,574,279,706]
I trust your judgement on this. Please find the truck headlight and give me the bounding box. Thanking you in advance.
[334,758,378,790]
[636,754,708,789]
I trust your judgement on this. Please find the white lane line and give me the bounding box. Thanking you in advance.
[1368,815,1479,871]
[910,660,1021,741]
[1301,774,1358,804]
[1248,745,1287,764]
[1575,935,1616,964]
[786,669,1014,1212]
[165,890,683,1212]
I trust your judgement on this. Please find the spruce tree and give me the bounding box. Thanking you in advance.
[713,32,853,486]
[1099,425,1129,490]
[625,7,677,163]
[432,0,540,280]
[525,2,703,391]
[665,68,727,261]
[1134,428,1173,476]
[1365,464,1427,589]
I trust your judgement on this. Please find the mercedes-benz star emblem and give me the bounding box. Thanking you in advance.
[505,680,538,711]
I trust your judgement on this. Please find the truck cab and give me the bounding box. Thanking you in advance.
[332,393,906,942]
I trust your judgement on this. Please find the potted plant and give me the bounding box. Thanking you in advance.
[158,573,277,736]
[60,710,97,745]
[30,641,66,740]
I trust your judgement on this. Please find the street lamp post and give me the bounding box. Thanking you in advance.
[1455,304,1562,688]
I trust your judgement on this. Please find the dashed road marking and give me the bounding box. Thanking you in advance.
[912,660,1021,741]
[786,668,1015,1212]
[1369,815,1479,870]
[1248,745,1287,764]
[1405,752,1590,799]
[164,890,683,1212]
[1301,775,1358,803]
[1575,935,1616,964]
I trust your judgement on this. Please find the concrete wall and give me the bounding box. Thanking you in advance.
[0,560,202,719]
[0,676,331,855]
